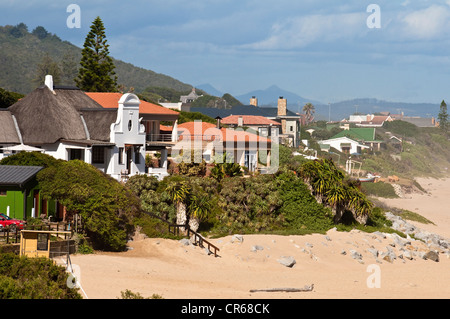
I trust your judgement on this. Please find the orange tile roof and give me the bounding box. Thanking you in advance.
[177,121,271,144]
[221,115,281,126]
[85,92,179,116]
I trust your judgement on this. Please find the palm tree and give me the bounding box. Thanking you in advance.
[303,103,315,124]
[166,180,190,232]
[166,179,211,233]
[187,193,211,232]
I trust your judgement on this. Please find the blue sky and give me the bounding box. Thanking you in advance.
[1,0,450,104]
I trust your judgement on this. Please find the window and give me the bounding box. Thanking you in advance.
[37,233,49,251]
[289,126,294,132]
[118,147,124,164]
[128,120,133,131]
[92,146,105,164]
[134,147,140,164]
[69,149,83,161]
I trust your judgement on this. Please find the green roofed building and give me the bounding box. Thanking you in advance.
[331,128,383,151]
[0,165,59,220]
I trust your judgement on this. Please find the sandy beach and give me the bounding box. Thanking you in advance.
[70,178,450,300]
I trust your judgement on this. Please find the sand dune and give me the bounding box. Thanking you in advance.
[70,178,450,300]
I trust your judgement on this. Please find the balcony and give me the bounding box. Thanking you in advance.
[146,133,173,143]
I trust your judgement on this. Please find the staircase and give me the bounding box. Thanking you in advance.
[144,212,220,257]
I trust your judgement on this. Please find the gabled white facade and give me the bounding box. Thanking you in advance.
[107,93,146,180]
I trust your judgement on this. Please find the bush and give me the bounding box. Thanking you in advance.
[0,253,82,299]
[38,160,140,251]
[361,182,398,198]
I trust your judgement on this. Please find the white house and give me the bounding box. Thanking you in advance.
[318,136,370,155]
[0,75,162,181]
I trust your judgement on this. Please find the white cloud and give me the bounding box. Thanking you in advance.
[242,11,366,50]
[401,5,450,40]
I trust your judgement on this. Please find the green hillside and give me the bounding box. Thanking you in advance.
[0,23,193,94]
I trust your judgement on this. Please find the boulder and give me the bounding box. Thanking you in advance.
[277,256,296,268]
[251,245,264,252]
[231,234,244,243]
[423,251,439,262]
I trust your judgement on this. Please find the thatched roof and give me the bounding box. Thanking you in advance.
[81,109,118,141]
[0,110,21,144]
[8,86,105,145]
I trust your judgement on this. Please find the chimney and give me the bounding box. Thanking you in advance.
[238,116,243,127]
[45,75,54,92]
[215,116,222,129]
[250,96,258,107]
[277,96,287,116]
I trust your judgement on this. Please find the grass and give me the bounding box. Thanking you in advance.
[395,209,435,225]
[361,182,399,198]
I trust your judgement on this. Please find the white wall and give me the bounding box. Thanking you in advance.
[108,93,146,179]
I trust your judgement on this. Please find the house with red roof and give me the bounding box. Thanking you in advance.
[86,92,180,180]
[175,121,274,172]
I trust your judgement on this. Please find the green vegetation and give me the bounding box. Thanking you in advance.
[119,289,164,299]
[0,23,193,94]
[0,87,24,108]
[0,253,82,299]
[176,110,216,124]
[75,17,117,92]
[361,182,398,198]
[37,160,140,251]
[127,157,382,239]
[438,100,449,133]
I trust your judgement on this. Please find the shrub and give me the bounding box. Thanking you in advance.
[38,160,140,251]
[361,182,399,198]
[0,253,82,299]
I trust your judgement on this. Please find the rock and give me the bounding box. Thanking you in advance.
[423,251,439,262]
[350,250,363,260]
[277,256,296,268]
[231,234,244,243]
[324,235,332,241]
[402,250,414,260]
[251,245,264,252]
[373,231,387,239]
[179,238,191,246]
[341,249,347,255]
[305,242,314,248]
[367,248,379,259]
[381,247,396,263]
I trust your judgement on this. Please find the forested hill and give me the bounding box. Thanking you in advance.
[0,23,193,94]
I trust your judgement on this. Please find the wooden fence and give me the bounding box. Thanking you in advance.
[145,212,220,257]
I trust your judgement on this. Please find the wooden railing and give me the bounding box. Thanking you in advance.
[145,212,220,257]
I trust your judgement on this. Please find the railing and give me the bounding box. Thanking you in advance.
[146,134,173,142]
[145,212,220,257]
[0,226,20,244]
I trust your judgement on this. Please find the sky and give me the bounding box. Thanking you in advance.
[1,0,450,104]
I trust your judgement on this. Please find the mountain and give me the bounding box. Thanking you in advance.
[235,85,323,111]
[196,83,223,97]
[315,98,441,122]
[0,23,193,94]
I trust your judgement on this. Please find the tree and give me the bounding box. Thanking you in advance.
[75,17,118,92]
[0,88,24,109]
[37,160,140,251]
[438,100,448,132]
[33,54,61,87]
[303,103,315,124]
[60,50,79,86]
[32,26,49,39]
[165,177,211,232]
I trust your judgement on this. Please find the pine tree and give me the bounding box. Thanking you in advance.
[75,17,118,92]
[438,100,448,132]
